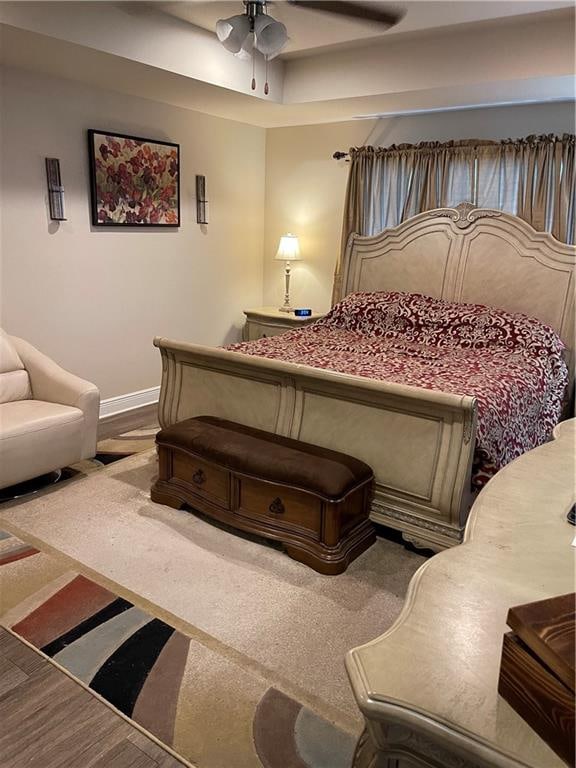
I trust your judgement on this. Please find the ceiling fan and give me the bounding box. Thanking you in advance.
[216,0,405,93]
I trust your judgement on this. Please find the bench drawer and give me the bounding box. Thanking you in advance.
[237,477,321,539]
[171,450,230,507]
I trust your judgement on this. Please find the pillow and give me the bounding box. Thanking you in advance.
[318,291,427,339]
[0,329,32,403]
[319,291,565,356]
[0,328,25,373]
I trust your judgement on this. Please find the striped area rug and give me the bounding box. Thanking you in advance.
[0,530,357,768]
[0,529,39,565]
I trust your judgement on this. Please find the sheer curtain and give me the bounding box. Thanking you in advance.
[335,134,575,301]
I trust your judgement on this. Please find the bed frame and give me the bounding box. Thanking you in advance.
[154,203,575,551]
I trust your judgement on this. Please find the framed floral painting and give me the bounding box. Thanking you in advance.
[88,130,180,227]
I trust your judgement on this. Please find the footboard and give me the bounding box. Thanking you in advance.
[154,338,478,550]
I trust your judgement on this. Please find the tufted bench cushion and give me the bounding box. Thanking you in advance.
[155,416,373,501]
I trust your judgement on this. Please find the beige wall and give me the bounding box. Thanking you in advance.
[0,67,265,399]
[1,68,574,402]
[263,101,576,313]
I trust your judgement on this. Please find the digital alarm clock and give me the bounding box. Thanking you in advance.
[294,309,312,317]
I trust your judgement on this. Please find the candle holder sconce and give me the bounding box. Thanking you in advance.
[196,175,209,224]
[45,158,66,221]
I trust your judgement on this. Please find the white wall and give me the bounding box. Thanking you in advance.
[0,67,266,399]
[263,101,576,313]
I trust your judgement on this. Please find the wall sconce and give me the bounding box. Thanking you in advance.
[45,158,66,221]
[196,175,209,224]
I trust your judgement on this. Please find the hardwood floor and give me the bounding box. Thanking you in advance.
[0,621,188,768]
[1,413,183,767]
[98,404,158,441]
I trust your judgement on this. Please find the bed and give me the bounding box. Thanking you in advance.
[154,203,575,551]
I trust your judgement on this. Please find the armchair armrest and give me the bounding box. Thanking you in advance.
[10,336,100,459]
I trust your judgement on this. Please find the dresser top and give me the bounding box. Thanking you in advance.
[347,418,576,768]
[244,306,325,322]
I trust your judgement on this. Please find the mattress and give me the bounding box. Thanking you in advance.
[228,292,569,488]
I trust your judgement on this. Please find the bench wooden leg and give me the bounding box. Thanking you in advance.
[284,544,351,575]
[150,486,186,510]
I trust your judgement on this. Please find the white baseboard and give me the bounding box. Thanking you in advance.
[99,386,160,420]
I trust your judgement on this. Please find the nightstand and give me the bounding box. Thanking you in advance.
[243,307,325,341]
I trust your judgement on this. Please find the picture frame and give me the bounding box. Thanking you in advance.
[88,129,180,227]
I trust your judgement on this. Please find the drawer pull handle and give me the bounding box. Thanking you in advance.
[269,497,285,515]
[192,469,206,486]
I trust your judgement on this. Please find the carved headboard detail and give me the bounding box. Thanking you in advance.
[336,203,576,378]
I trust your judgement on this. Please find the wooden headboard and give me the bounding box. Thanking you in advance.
[337,202,576,375]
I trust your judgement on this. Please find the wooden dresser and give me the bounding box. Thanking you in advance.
[346,419,576,768]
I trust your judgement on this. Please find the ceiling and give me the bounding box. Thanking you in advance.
[155,0,573,56]
[0,1,574,127]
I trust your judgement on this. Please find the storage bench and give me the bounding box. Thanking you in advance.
[151,416,375,574]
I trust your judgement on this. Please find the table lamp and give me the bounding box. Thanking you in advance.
[275,233,301,312]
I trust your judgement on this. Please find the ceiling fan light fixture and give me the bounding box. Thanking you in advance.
[216,14,251,54]
[216,0,405,94]
[253,15,288,56]
[234,35,254,60]
[215,1,289,93]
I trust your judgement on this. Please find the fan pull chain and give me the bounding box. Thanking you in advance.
[251,50,256,91]
[264,56,269,95]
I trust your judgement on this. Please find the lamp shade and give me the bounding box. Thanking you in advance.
[216,14,251,54]
[234,34,253,61]
[254,15,288,56]
[275,233,301,261]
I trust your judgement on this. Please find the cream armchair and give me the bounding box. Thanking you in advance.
[0,330,100,490]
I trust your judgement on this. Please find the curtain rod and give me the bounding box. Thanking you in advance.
[333,134,573,161]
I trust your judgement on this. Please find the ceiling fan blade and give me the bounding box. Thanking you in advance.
[286,1,405,28]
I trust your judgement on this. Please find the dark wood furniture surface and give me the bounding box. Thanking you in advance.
[151,416,375,574]
[498,593,575,767]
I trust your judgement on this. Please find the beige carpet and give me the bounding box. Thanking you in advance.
[0,450,425,732]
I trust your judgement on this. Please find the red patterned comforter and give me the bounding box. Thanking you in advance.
[227,292,568,488]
